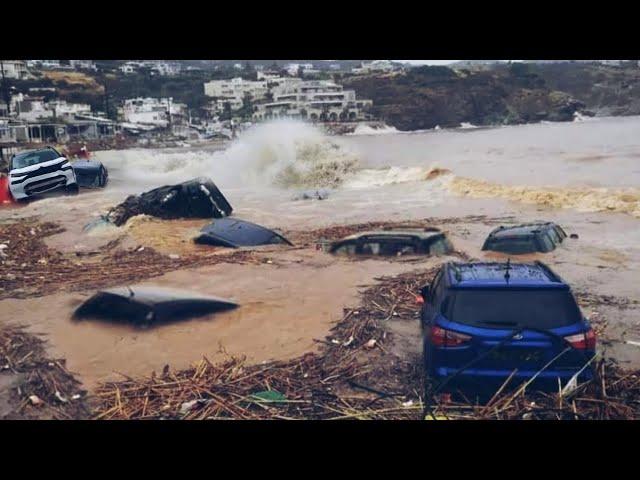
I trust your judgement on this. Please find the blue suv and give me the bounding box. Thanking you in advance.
[420,261,596,393]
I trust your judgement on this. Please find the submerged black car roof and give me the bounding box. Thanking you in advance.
[336,229,444,242]
[73,286,238,325]
[486,222,563,239]
[195,217,292,248]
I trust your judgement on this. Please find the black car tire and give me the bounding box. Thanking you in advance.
[66,182,79,195]
[100,167,108,187]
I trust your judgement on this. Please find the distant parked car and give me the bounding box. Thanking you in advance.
[71,160,109,188]
[482,222,568,254]
[420,261,595,394]
[329,229,453,257]
[8,147,78,200]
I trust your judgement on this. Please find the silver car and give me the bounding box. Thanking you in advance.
[8,147,78,200]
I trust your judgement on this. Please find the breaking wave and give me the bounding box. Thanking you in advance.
[445,175,640,218]
[99,120,361,190]
[348,124,399,136]
[343,165,451,189]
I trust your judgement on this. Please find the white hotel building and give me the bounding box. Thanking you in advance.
[253,80,373,122]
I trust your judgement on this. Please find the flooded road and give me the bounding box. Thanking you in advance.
[1,116,639,387]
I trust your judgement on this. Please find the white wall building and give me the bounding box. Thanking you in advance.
[254,80,372,122]
[121,97,185,128]
[285,63,314,76]
[352,60,400,74]
[15,97,54,122]
[120,61,182,76]
[48,100,92,117]
[69,60,97,71]
[204,77,269,101]
[1,60,29,79]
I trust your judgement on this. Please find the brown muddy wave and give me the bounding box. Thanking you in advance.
[444,175,640,218]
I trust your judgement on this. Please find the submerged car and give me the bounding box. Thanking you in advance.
[107,177,233,226]
[71,160,109,188]
[420,261,595,394]
[73,286,238,326]
[482,222,568,254]
[8,147,78,200]
[329,229,453,257]
[194,217,292,248]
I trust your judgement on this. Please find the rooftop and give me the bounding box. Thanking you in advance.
[341,229,444,241]
[488,222,559,239]
[447,261,567,288]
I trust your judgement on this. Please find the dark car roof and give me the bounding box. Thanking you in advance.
[487,222,563,239]
[338,229,444,242]
[195,217,292,248]
[71,160,103,170]
[73,286,238,324]
[443,261,568,289]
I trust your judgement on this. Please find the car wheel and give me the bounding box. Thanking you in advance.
[66,183,79,195]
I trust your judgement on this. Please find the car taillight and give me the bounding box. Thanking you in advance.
[430,325,472,347]
[564,329,596,350]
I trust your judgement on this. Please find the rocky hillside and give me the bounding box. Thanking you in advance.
[342,64,587,131]
[529,62,640,117]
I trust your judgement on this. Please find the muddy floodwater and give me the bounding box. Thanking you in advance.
[1,116,639,389]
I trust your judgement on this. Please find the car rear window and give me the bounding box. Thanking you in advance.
[485,237,538,254]
[449,289,582,329]
[12,150,60,169]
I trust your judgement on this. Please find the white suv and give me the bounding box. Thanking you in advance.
[8,147,78,200]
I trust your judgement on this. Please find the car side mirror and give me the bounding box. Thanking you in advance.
[420,285,430,303]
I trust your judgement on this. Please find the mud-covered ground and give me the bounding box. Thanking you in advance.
[1,117,639,419]
[0,212,634,419]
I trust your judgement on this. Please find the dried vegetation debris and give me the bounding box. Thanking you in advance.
[0,219,256,300]
[93,266,640,420]
[0,325,89,419]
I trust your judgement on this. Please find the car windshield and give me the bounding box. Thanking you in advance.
[449,289,581,329]
[486,237,538,254]
[11,150,60,170]
[429,237,453,255]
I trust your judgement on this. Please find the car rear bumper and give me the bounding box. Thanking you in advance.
[431,367,593,392]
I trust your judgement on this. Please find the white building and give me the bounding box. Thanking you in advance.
[204,98,244,118]
[285,63,314,76]
[204,77,269,101]
[69,60,97,71]
[15,96,54,122]
[120,61,182,76]
[253,80,372,122]
[120,61,141,74]
[48,100,92,117]
[150,61,181,76]
[1,60,29,79]
[352,60,400,74]
[121,97,186,128]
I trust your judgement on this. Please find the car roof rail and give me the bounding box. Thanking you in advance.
[533,260,564,283]
[446,261,462,283]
